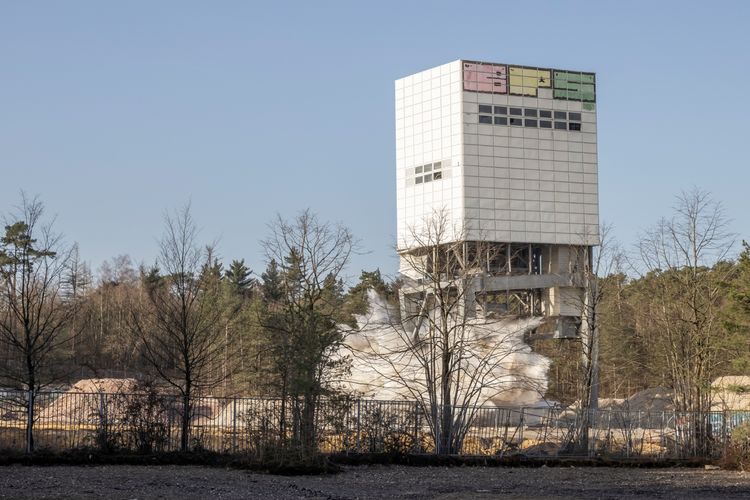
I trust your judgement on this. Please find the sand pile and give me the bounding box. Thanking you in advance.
[620,387,673,413]
[711,376,750,410]
[38,378,138,424]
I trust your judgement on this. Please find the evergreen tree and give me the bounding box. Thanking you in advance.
[261,259,283,304]
[225,259,254,297]
[723,241,750,371]
[0,196,76,452]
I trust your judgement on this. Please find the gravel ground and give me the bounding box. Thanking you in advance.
[1,465,750,499]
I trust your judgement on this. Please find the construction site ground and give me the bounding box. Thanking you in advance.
[2,464,750,499]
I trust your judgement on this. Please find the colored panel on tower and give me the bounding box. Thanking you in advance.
[553,70,596,101]
[508,67,552,97]
[463,62,507,93]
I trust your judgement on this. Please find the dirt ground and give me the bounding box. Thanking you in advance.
[1,464,750,499]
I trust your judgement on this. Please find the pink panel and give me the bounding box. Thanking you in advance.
[463,62,507,93]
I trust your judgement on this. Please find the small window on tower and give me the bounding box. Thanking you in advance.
[415,166,423,174]
[554,121,567,129]
[494,116,507,125]
[524,119,538,127]
[494,106,507,115]
[415,176,423,184]
[479,115,492,124]
[479,105,492,113]
[554,111,567,120]
[433,171,443,180]
[539,110,552,118]
[423,173,433,182]
[509,107,522,116]
[524,109,537,117]
[568,122,581,131]
[510,117,523,126]
[423,163,432,172]
[539,120,552,128]
[568,112,582,121]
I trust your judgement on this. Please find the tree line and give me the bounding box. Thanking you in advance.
[1,189,749,456]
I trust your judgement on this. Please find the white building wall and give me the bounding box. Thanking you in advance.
[462,82,598,246]
[396,60,465,254]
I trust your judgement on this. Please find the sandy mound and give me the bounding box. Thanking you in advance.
[712,376,750,410]
[620,387,673,413]
[39,378,138,424]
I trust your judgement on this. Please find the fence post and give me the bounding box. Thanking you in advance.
[355,399,361,453]
[26,388,33,454]
[519,407,525,448]
[232,397,237,454]
[414,400,421,453]
[99,392,107,448]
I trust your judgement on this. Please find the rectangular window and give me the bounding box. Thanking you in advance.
[479,104,492,113]
[433,171,443,180]
[509,107,522,116]
[524,119,538,127]
[510,117,523,126]
[539,110,552,118]
[554,111,567,120]
[415,176,423,184]
[433,161,442,169]
[423,173,432,182]
[568,112,581,121]
[554,121,567,129]
[415,166,423,174]
[494,106,507,115]
[524,109,537,117]
[423,163,432,172]
[539,120,552,128]
[568,122,581,131]
[479,115,492,124]
[494,116,508,125]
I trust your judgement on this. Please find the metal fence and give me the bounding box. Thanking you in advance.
[1,389,748,459]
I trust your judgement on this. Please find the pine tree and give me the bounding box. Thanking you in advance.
[261,259,283,304]
[224,259,254,297]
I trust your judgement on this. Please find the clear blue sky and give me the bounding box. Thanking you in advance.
[2,1,749,282]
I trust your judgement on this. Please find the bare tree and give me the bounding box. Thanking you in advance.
[636,188,734,454]
[352,209,546,455]
[260,210,354,458]
[565,223,622,453]
[0,194,76,452]
[129,203,224,452]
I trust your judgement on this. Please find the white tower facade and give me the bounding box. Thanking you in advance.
[395,60,599,333]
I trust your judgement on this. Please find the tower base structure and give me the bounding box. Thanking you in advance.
[398,241,591,339]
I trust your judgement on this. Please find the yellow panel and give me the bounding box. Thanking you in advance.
[522,69,551,87]
[509,74,524,87]
[509,66,551,96]
[522,76,537,87]
[538,70,551,87]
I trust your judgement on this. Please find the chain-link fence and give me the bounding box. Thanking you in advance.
[1,389,747,459]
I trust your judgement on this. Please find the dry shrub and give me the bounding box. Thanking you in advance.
[120,383,170,454]
[721,423,750,470]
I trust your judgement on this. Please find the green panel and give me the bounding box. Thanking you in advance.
[580,90,596,101]
[582,102,595,111]
[553,70,596,102]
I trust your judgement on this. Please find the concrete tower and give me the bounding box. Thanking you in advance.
[395,60,599,336]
